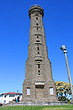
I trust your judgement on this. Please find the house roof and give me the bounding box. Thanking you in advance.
[1,92,22,95]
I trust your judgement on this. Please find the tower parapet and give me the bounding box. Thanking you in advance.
[29,5,44,18]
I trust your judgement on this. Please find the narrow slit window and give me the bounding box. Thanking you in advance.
[38,64,40,68]
[38,70,40,75]
[37,27,38,30]
[37,47,39,50]
[37,35,39,38]
[36,17,38,20]
[38,52,39,54]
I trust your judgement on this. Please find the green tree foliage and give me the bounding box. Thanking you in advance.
[55,81,73,95]
[55,81,73,101]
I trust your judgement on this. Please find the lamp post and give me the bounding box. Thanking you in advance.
[60,45,73,102]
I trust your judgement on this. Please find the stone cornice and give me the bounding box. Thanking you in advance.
[29,5,44,18]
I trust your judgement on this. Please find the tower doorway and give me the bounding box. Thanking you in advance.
[35,85,44,98]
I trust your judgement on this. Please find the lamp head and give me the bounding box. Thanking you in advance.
[60,45,67,53]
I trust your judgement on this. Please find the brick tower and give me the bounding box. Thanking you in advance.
[22,5,57,103]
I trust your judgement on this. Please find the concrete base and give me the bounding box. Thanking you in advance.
[9,101,67,106]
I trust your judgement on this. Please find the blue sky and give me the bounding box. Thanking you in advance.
[0,0,73,94]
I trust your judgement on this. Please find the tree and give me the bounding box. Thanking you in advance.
[55,81,72,101]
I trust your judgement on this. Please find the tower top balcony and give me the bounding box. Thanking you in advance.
[29,5,44,18]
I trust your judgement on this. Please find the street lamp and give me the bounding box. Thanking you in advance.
[60,45,73,102]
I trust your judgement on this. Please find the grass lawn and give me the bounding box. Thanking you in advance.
[0,105,73,110]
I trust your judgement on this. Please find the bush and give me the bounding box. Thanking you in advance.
[58,96,66,101]
[0,103,2,106]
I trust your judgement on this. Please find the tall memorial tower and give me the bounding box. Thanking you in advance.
[22,5,57,103]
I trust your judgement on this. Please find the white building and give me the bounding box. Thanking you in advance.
[0,92,22,104]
